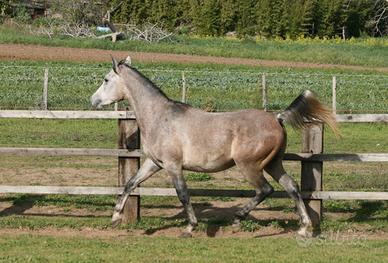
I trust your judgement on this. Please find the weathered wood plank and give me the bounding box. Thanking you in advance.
[301,123,323,233]
[284,153,388,162]
[336,114,388,122]
[0,147,142,157]
[0,110,135,119]
[118,118,140,224]
[0,111,386,123]
[310,191,388,200]
[0,186,386,200]
[42,68,49,110]
[0,148,386,162]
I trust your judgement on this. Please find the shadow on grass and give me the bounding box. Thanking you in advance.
[142,202,299,238]
[349,201,386,222]
[0,194,113,218]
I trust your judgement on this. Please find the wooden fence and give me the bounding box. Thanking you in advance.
[0,110,387,230]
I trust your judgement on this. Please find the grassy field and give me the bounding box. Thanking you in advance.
[0,234,386,263]
[1,24,388,68]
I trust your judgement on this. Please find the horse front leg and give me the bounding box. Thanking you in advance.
[167,166,198,238]
[112,158,161,227]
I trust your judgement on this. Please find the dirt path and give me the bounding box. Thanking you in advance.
[1,44,387,73]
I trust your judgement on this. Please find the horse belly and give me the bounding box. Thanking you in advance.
[182,149,235,173]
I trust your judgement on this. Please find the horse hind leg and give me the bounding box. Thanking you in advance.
[264,158,313,237]
[233,162,274,228]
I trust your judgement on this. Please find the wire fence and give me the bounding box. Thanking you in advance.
[0,65,387,112]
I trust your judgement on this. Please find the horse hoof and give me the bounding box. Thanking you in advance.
[297,227,313,238]
[111,212,123,228]
[179,231,192,238]
[112,218,122,228]
[231,223,241,233]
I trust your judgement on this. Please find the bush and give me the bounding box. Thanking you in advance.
[14,6,31,24]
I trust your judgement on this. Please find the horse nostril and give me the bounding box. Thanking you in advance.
[92,98,102,108]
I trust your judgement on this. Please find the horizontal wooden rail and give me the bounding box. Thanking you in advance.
[0,147,142,157]
[0,110,135,119]
[0,186,387,200]
[0,148,386,162]
[336,114,388,122]
[284,153,388,162]
[0,111,387,122]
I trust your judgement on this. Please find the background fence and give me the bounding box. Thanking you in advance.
[0,65,387,113]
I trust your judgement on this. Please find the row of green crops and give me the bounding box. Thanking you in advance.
[1,64,387,112]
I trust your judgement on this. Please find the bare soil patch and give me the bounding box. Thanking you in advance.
[1,44,387,73]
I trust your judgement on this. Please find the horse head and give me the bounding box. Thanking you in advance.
[90,55,131,108]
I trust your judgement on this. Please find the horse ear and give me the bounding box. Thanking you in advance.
[125,55,131,66]
[111,55,119,74]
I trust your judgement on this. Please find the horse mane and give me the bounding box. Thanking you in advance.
[118,60,169,99]
[119,61,191,110]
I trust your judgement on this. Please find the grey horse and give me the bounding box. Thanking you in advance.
[91,56,339,238]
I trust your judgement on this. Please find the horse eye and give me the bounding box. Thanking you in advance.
[104,78,109,83]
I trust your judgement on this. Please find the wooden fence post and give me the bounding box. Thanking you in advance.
[332,76,336,114]
[301,123,323,235]
[118,110,140,224]
[262,73,267,111]
[181,71,187,103]
[42,68,49,110]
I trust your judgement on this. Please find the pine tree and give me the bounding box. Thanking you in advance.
[236,0,257,36]
[189,0,203,33]
[197,0,221,36]
[176,0,192,27]
[256,0,273,37]
[300,0,320,36]
[150,0,176,30]
[220,0,238,34]
[320,0,344,37]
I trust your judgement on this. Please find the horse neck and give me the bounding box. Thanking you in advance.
[123,70,169,131]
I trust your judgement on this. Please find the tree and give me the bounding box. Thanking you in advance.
[149,0,176,30]
[236,0,257,36]
[197,0,221,36]
[319,0,344,37]
[220,0,238,34]
[300,0,320,36]
[256,0,273,37]
[367,0,388,36]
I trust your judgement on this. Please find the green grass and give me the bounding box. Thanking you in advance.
[186,172,213,182]
[1,24,387,68]
[0,234,386,262]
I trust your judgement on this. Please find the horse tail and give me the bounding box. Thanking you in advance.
[277,90,340,137]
